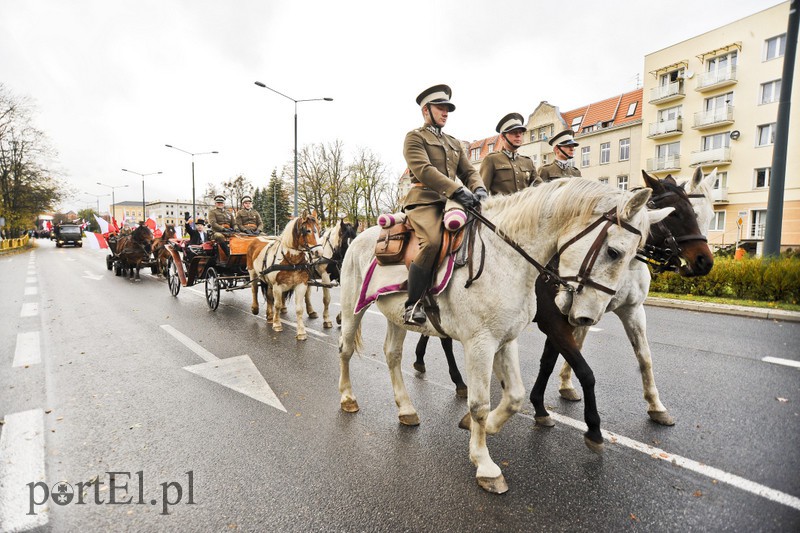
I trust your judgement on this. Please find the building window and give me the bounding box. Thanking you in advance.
[760,80,781,104]
[757,123,776,146]
[581,146,590,167]
[656,141,680,159]
[598,177,609,185]
[765,34,786,61]
[582,125,595,133]
[617,175,629,190]
[706,51,737,75]
[711,211,726,231]
[704,91,734,112]
[619,138,630,161]
[471,148,480,160]
[754,167,771,189]
[600,142,610,164]
[542,154,548,165]
[714,172,728,189]
[750,209,767,239]
[571,116,583,130]
[534,125,552,142]
[702,132,730,150]
[532,154,538,166]
[488,143,495,152]
[626,102,637,116]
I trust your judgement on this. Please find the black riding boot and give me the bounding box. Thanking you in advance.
[404,263,429,326]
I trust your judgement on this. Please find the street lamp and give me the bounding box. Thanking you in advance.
[121,169,162,221]
[254,81,333,217]
[164,145,219,221]
[84,192,110,214]
[97,182,129,226]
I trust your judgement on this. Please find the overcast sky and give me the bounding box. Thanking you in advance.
[0,0,782,213]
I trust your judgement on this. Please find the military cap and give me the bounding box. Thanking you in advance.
[496,113,526,134]
[241,195,253,204]
[416,84,455,111]
[214,195,225,202]
[549,129,579,147]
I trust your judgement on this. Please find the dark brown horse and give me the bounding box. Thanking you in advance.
[152,224,177,276]
[114,223,154,280]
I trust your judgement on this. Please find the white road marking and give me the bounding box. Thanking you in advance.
[762,356,800,369]
[331,301,382,316]
[13,332,41,367]
[20,303,38,318]
[184,355,286,412]
[24,286,37,296]
[0,409,48,530]
[81,270,103,280]
[588,326,603,332]
[159,324,217,362]
[25,277,36,284]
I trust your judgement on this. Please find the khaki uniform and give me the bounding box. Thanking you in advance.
[209,207,234,241]
[402,126,483,269]
[538,161,582,182]
[234,208,263,233]
[480,151,540,195]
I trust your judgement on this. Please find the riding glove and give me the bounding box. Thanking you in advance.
[474,187,488,203]
[450,187,478,209]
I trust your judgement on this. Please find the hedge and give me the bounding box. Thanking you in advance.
[649,256,800,304]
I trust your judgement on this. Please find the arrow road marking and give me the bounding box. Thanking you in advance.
[82,270,103,280]
[160,324,216,362]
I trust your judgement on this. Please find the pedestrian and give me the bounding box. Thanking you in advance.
[481,112,540,195]
[234,195,263,234]
[538,129,582,182]
[401,83,488,325]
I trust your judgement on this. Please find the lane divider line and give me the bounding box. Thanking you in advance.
[0,409,48,531]
[19,302,38,318]
[762,356,800,369]
[13,332,41,367]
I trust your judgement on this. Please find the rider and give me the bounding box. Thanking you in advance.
[402,84,488,326]
[209,195,234,257]
[481,112,540,195]
[538,129,582,182]
[234,195,263,234]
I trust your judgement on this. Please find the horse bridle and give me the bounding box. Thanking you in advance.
[636,190,708,273]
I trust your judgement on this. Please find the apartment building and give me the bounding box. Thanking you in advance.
[145,199,213,229]
[642,1,798,252]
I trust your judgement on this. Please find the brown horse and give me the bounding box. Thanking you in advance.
[246,214,320,340]
[152,224,177,276]
[114,223,153,280]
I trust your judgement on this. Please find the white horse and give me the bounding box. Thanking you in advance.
[338,178,673,494]
[548,167,717,425]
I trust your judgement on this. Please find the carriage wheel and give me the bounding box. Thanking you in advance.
[167,257,181,297]
[106,255,113,271]
[205,267,221,310]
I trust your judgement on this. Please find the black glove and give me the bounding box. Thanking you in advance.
[450,187,478,209]
[474,187,488,203]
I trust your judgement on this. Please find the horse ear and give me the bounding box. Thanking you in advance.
[641,170,661,191]
[700,167,717,191]
[621,188,652,221]
[648,207,674,225]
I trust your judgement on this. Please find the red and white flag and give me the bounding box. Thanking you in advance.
[94,214,110,234]
[83,232,109,250]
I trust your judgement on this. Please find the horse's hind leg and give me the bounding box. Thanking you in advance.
[384,322,417,425]
[442,337,467,398]
[557,325,589,401]
[321,274,332,328]
[555,333,604,453]
[271,287,284,332]
[338,309,364,414]
[413,335,430,373]
[530,337,562,427]
[294,283,308,341]
[249,271,260,315]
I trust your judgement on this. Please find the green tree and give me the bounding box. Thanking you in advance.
[259,169,291,235]
[76,208,100,232]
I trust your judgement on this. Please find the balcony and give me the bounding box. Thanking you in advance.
[690,147,731,167]
[711,187,728,203]
[646,155,681,172]
[649,81,685,104]
[693,106,734,130]
[648,117,683,139]
[695,67,738,92]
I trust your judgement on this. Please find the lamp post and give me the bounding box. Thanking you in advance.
[122,169,162,221]
[273,178,277,234]
[254,81,333,217]
[164,145,219,221]
[96,182,129,227]
[84,192,110,214]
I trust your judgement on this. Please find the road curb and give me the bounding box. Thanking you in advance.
[644,297,800,323]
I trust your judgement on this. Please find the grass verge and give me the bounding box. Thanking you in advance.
[648,291,800,313]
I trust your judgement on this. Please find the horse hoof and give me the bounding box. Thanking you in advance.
[413,362,426,373]
[341,399,359,413]
[308,312,319,319]
[559,388,582,401]
[455,385,468,398]
[399,413,420,426]
[296,333,308,341]
[535,415,555,427]
[477,474,508,494]
[458,413,471,430]
[336,313,341,325]
[280,308,288,315]
[272,325,283,332]
[583,435,605,454]
[648,410,675,426]
[251,308,259,315]
[323,321,333,329]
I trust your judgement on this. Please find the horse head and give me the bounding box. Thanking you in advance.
[642,169,714,276]
[162,224,177,241]
[684,166,717,239]
[132,223,154,253]
[337,219,358,259]
[287,213,319,251]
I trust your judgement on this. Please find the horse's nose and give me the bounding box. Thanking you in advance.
[570,316,595,327]
[695,254,714,275]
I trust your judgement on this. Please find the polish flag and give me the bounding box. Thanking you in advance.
[94,214,109,234]
[145,217,157,232]
[83,232,109,250]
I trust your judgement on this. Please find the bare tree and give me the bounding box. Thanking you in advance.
[350,147,390,226]
[221,174,254,212]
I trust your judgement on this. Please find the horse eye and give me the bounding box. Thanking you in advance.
[607,247,620,260]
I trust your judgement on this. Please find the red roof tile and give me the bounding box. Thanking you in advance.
[561,88,643,133]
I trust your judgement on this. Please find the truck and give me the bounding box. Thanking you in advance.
[53,224,83,247]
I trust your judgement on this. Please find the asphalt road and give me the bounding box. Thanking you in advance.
[1,239,799,532]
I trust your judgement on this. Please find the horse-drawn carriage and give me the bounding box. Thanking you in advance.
[105,225,160,279]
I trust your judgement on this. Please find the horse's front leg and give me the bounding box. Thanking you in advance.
[442,337,468,398]
[557,327,588,402]
[249,270,260,315]
[304,285,317,319]
[615,305,673,425]
[271,285,284,332]
[530,337,562,426]
[484,340,524,434]
[413,335,430,373]
[338,309,364,414]
[384,322,417,425]
[320,271,332,328]
[294,282,308,341]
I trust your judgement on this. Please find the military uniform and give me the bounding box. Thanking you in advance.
[209,206,234,233]
[538,160,582,182]
[481,150,540,194]
[234,208,263,233]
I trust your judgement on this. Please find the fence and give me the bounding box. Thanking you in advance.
[0,234,30,251]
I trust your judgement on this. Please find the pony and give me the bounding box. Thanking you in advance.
[303,218,358,328]
[114,223,153,280]
[338,178,673,493]
[152,224,177,276]
[247,213,320,340]
[531,168,715,428]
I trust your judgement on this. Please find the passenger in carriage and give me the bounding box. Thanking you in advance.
[234,195,263,234]
[401,84,488,326]
[209,195,234,257]
[537,129,582,182]
[480,112,540,195]
[185,218,208,245]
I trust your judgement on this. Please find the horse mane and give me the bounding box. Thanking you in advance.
[483,178,650,246]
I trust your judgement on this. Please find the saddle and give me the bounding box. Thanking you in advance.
[374,211,471,270]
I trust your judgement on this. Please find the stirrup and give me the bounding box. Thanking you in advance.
[403,300,427,326]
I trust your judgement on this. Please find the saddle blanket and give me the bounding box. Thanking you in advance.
[355,255,455,314]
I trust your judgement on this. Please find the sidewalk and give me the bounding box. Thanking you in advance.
[645,296,800,323]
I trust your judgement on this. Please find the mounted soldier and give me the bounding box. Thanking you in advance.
[481,112,540,195]
[401,83,488,326]
[538,129,582,182]
[234,195,263,234]
[209,194,234,256]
